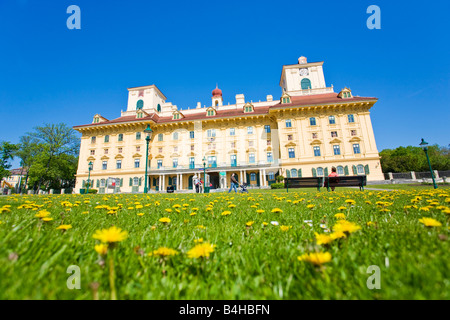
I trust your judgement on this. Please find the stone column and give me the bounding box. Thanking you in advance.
[411,171,416,180]
[159,175,162,191]
[243,170,247,184]
[263,169,267,187]
[179,174,183,190]
[259,170,263,187]
[240,170,243,184]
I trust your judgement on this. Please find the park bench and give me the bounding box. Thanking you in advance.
[285,177,324,192]
[324,175,367,191]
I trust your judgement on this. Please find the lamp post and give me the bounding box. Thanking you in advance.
[203,157,206,193]
[143,124,153,193]
[419,138,437,189]
[86,161,93,194]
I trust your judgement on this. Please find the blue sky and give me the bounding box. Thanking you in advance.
[0,0,449,167]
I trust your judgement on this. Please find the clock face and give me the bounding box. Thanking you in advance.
[299,68,309,76]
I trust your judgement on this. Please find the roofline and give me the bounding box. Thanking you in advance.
[127,84,167,100]
[269,98,378,111]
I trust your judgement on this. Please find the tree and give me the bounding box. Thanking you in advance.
[380,145,450,173]
[0,141,18,180]
[22,123,79,191]
[13,136,42,192]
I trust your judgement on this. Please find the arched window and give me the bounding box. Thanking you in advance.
[317,167,324,176]
[291,169,298,178]
[337,166,344,175]
[136,100,144,109]
[301,78,312,90]
[157,104,161,112]
[215,100,218,107]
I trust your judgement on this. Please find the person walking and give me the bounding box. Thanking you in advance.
[328,167,339,191]
[193,174,200,193]
[228,173,238,193]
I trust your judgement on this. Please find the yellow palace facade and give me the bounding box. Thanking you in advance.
[73,56,384,193]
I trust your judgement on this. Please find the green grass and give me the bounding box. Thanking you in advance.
[365,184,450,190]
[0,188,449,300]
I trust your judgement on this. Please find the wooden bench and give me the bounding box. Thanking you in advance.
[285,177,324,192]
[324,175,367,191]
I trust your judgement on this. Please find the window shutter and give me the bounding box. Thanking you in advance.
[312,168,317,177]
[120,178,123,187]
[82,180,85,188]
[286,170,291,178]
[324,167,329,176]
[298,169,302,178]
[364,165,370,175]
[352,165,357,175]
[139,177,142,186]
[344,166,349,176]
[96,179,100,188]
[129,178,132,186]
[168,177,172,185]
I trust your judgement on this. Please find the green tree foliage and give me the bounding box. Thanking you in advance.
[380,145,450,173]
[19,123,79,191]
[0,141,18,180]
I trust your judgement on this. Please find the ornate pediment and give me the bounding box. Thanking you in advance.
[285,142,296,147]
[132,153,142,158]
[87,156,96,161]
[101,155,110,160]
[310,139,322,145]
[349,137,361,142]
[329,138,342,144]
[114,154,123,159]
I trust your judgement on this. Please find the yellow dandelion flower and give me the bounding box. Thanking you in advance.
[256,209,265,214]
[297,252,332,266]
[307,204,315,209]
[246,221,255,227]
[280,225,292,232]
[221,211,231,216]
[94,243,108,255]
[419,217,442,227]
[190,212,197,216]
[165,208,173,213]
[93,226,128,243]
[262,222,268,227]
[334,213,346,219]
[194,238,203,243]
[271,208,283,213]
[148,247,178,257]
[330,231,346,240]
[137,213,144,216]
[419,207,430,212]
[345,199,356,205]
[159,217,171,224]
[338,206,347,211]
[35,210,50,218]
[56,224,72,230]
[315,232,333,245]
[187,242,216,259]
[42,217,53,222]
[228,204,236,208]
[333,220,361,234]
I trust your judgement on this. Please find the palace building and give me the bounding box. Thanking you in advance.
[73,56,384,193]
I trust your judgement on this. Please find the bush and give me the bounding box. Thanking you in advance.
[270,183,285,189]
[87,189,98,194]
[276,175,285,182]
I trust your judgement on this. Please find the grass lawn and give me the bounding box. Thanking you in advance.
[365,184,450,191]
[0,188,449,300]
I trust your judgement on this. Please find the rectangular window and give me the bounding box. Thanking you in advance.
[313,146,321,157]
[333,145,341,155]
[174,146,178,153]
[190,145,194,151]
[247,126,253,134]
[264,125,271,133]
[173,159,178,168]
[230,128,235,136]
[285,119,292,128]
[348,114,355,123]
[249,153,255,164]
[118,134,123,142]
[249,140,254,147]
[288,134,293,141]
[158,147,163,153]
[104,135,109,143]
[91,136,96,143]
[189,157,195,169]
[353,144,361,154]
[118,147,123,153]
[288,148,295,158]
[309,117,316,126]
[331,131,338,138]
[173,132,178,140]
[134,159,140,168]
[104,149,108,154]
[157,160,163,169]
[267,152,273,162]
[158,133,163,141]
[208,156,217,168]
[351,130,357,136]
[102,161,107,170]
[189,131,194,139]
[136,146,140,152]
[230,155,237,167]
[329,116,336,125]
[267,140,271,146]
[116,160,122,169]
[90,150,95,155]
[231,142,235,148]
[136,132,141,140]
[312,133,318,139]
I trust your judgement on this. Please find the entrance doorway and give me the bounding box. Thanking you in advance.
[208,172,220,189]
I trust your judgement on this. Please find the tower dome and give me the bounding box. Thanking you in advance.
[212,85,222,97]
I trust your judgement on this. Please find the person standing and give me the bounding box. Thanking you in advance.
[328,167,339,191]
[193,174,200,193]
[228,173,238,193]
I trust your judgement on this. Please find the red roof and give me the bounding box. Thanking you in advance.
[73,93,377,129]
